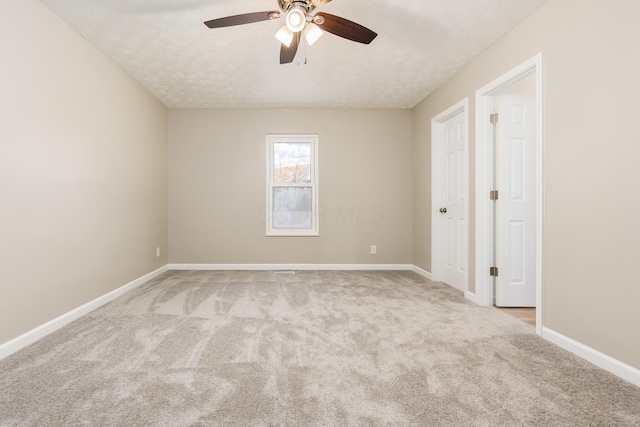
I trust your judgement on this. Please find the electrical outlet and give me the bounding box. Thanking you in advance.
[156,247,161,258]
[371,245,377,255]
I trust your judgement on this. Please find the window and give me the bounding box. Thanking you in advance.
[266,134,319,236]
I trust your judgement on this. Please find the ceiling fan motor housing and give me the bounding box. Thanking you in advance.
[278,0,317,14]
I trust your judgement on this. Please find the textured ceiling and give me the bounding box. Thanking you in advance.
[40,0,548,109]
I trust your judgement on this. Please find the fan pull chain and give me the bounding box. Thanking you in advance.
[297,33,309,65]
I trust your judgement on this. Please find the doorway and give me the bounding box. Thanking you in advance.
[475,53,544,335]
[432,99,469,293]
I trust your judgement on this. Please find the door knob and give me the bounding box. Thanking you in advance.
[439,207,447,214]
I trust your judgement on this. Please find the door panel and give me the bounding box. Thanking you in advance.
[446,218,455,269]
[496,94,536,307]
[441,111,466,290]
[509,220,525,284]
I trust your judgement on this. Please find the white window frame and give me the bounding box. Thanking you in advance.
[266,134,319,237]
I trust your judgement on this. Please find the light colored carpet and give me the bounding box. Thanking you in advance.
[1,270,639,426]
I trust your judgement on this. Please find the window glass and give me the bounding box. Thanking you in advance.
[272,187,312,228]
[273,142,311,183]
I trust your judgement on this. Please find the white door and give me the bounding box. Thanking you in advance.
[495,94,536,307]
[441,111,467,291]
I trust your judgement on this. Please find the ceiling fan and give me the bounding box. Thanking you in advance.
[204,0,377,64]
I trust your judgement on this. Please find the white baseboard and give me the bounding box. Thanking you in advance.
[4,265,638,390]
[411,266,432,280]
[542,327,640,388]
[464,291,479,304]
[0,265,169,361]
[168,263,414,271]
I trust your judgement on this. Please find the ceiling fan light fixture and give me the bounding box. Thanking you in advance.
[285,7,306,33]
[304,23,323,46]
[275,25,294,47]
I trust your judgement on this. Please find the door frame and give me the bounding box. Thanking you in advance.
[431,98,469,293]
[474,53,544,335]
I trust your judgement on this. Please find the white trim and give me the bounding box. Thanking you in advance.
[169,264,414,271]
[411,265,432,280]
[464,291,479,304]
[475,52,544,336]
[475,90,497,308]
[5,262,638,389]
[542,327,640,388]
[431,98,470,293]
[0,265,169,361]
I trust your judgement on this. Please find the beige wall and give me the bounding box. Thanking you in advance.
[169,109,413,265]
[0,0,168,344]
[413,0,640,369]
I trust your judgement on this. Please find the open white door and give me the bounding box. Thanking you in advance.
[475,53,543,333]
[495,94,536,307]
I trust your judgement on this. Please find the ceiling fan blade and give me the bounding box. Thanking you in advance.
[280,32,301,64]
[204,11,280,28]
[314,12,377,44]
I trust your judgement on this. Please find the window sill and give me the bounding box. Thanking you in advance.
[266,230,320,237]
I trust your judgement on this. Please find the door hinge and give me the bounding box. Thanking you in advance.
[490,190,499,201]
[490,266,499,277]
[490,113,499,124]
